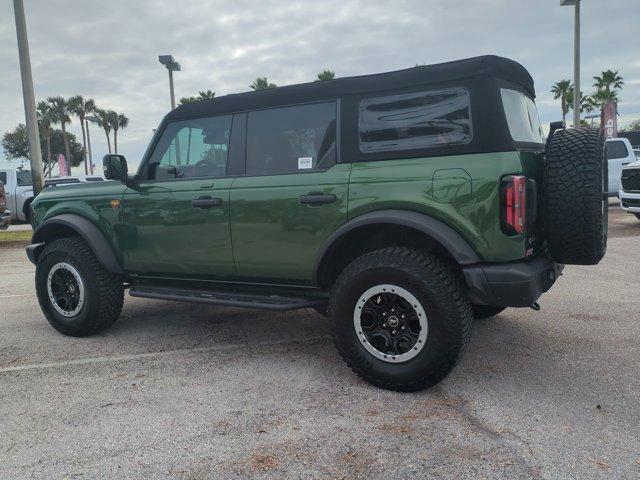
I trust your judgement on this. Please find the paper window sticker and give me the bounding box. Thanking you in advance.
[298,157,313,169]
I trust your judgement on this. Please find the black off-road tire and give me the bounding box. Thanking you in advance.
[35,237,124,337]
[635,213,640,221]
[472,305,506,319]
[543,128,607,265]
[328,247,473,392]
[313,303,328,317]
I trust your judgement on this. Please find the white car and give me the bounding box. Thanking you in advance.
[0,169,106,222]
[43,175,105,188]
[619,158,640,220]
[0,169,34,222]
[606,137,635,197]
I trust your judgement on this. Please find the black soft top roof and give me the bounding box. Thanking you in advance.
[166,55,533,121]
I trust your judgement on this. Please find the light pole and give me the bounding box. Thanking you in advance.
[561,0,580,128]
[12,0,44,195]
[158,55,181,110]
[85,115,98,175]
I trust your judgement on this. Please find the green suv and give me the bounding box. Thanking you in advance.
[27,56,607,391]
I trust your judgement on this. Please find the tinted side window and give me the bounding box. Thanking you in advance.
[0,172,6,185]
[16,170,32,186]
[146,115,232,180]
[246,102,336,175]
[359,88,472,153]
[606,140,629,160]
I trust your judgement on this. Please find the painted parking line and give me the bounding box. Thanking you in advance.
[0,335,331,373]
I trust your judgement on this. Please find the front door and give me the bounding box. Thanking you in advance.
[230,101,350,283]
[121,114,236,279]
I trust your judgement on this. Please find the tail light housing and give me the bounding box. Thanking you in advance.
[501,175,527,235]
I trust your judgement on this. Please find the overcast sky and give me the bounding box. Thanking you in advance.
[1,0,638,173]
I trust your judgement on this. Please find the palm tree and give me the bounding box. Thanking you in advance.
[179,90,216,105]
[112,113,129,154]
[550,80,572,124]
[94,108,112,154]
[316,70,335,81]
[566,90,591,113]
[249,77,277,91]
[105,110,119,154]
[593,70,624,95]
[36,101,55,178]
[583,95,598,115]
[591,70,624,116]
[47,96,72,165]
[591,88,619,108]
[68,95,96,174]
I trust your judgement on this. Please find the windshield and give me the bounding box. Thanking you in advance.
[501,88,545,144]
[16,170,33,186]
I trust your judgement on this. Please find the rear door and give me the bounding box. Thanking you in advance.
[606,139,633,195]
[121,114,237,278]
[230,101,350,283]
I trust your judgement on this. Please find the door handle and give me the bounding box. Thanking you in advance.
[191,196,222,208]
[298,192,337,205]
[622,162,630,166]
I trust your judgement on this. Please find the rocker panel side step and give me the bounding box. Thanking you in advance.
[129,285,324,311]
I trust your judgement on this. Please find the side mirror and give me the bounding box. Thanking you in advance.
[103,154,128,183]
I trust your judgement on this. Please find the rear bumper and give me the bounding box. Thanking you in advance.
[463,255,563,308]
[0,210,11,230]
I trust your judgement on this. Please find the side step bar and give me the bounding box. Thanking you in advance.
[129,285,325,311]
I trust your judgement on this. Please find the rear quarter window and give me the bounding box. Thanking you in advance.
[500,89,545,144]
[358,88,473,153]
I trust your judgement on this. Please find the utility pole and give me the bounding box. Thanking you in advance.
[158,55,181,163]
[158,55,181,110]
[12,0,44,195]
[561,0,581,128]
[168,68,176,110]
[573,0,580,128]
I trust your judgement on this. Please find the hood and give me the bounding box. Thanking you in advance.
[33,180,121,203]
[622,160,640,171]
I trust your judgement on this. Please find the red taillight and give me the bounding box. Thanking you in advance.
[501,175,526,235]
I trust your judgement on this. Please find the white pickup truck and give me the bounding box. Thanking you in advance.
[0,169,35,223]
[0,169,106,223]
[606,137,636,197]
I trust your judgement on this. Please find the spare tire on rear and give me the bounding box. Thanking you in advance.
[543,128,607,265]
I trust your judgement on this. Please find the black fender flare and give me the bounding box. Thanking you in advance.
[312,209,480,285]
[29,213,124,274]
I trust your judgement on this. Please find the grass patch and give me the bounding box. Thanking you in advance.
[0,230,32,244]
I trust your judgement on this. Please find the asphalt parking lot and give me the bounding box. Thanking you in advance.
[1,208,639,479]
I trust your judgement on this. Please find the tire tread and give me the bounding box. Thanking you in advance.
[36,237,123,336]
[543,128,607,265]
[328,247,472,392]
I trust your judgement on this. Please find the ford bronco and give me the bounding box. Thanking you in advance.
[27,56,607,391]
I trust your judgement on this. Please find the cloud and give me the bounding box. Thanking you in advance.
[1,0,639,171]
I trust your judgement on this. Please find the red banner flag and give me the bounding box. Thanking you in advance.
[57,154,69,177]
[601,101,618,138]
